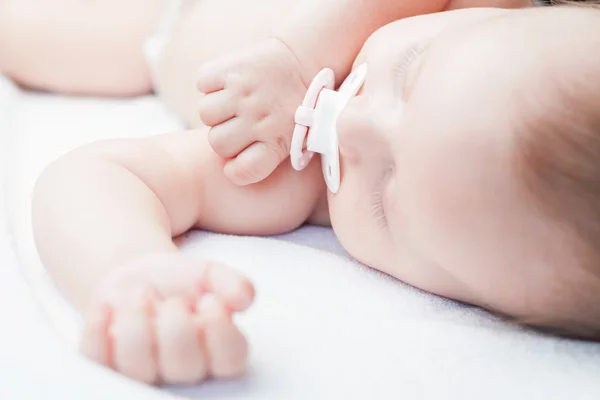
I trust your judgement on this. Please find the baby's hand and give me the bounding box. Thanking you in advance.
[196,38,308,185]
[80,253,254,384]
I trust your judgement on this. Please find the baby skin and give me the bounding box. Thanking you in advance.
[195,0,531,185]
[33,129,327,384]
[1,0,530,171]
[33,4,600,386]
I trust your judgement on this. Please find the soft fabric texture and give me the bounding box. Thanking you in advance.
[1,74,600,399]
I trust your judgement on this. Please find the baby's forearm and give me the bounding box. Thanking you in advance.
[273,0,449,85]
[32,131,325,311]
[32,139,199,311]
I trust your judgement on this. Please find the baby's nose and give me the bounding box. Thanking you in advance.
[337,97,378,164]
[337,97,366,142]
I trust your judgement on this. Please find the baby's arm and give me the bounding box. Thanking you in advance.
[32,128,325,383]
[1,0,164,96]
[275,0,530,83]
[274,0,449,86]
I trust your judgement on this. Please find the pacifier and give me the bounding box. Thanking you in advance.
[290,64,367,193]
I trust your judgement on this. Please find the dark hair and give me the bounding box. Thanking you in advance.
[539,0,600,5]
[516,0,600,340]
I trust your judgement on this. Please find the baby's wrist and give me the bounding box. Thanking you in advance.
[267,33,321,89]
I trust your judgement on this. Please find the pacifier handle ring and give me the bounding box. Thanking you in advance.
[290,68,335,171]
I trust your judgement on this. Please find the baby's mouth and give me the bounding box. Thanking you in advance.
[337,142,360,167]
[290,64,368,194]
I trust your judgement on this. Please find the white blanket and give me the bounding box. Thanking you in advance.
[2,74,600,400]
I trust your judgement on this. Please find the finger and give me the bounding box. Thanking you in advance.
[136,254,252,312]
[196,61,226,94]
[198,295,248,378]
[197,91,237,127]
[207,117,254,158]
[140,254,207,302]
[80,304,113,367]
[156,298,209,384]
[224,141,286,186]
[200,262,255,312]
[111,287,158,383]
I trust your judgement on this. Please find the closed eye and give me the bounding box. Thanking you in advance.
[371,188,387,229]
[393,42,428,100]
[370,165,395,229]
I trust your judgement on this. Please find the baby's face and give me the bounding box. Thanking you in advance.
[329,6,597,317]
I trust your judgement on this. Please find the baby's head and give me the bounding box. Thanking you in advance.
[328,2,600,339]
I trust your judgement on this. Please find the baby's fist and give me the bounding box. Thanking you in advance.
[196,38,308,185]
[80,254,254,385]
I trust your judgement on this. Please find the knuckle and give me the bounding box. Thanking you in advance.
[195,64,213,90]
[266,135,290,161]
[207,129,226,154]
[196,58,218,78]
[197,96,208,115]
[197,100,213,125]
[226,72,253,96]
[227,163,261,185]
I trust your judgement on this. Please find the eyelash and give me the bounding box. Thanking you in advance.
[371,189,388,229]
[371,165,395,229]
[393,42,427,95]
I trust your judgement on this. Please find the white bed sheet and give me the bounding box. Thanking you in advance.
[2,74,600,399]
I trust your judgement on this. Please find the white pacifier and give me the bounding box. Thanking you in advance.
[290,64,367,193]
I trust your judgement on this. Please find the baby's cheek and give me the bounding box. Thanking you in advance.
[328,189,393,273]
[394,147,468,249]
[328,192,359,250]
[328,191,365,256]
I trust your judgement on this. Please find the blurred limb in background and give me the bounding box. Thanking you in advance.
[0,0,166,97]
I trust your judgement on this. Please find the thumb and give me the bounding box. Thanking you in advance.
[224,141,287,185]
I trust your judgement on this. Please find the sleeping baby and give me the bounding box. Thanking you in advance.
[32,1,600,387]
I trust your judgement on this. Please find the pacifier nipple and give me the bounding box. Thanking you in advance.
[290,64,367,193]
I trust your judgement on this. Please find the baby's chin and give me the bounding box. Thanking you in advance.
[326,195,379,268]
[325,192,345,237]
[326,193,359,248]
